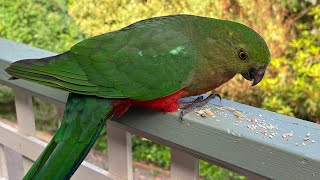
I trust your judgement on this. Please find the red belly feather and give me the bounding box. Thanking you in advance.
[110,90,185,117]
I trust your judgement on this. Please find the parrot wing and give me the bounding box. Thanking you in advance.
[7,16,197,100]
[71,17,197,100]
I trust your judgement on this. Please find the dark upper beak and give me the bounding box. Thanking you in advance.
[241,66,267,86]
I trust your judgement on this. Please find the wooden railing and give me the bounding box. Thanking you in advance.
[0,38,319,180]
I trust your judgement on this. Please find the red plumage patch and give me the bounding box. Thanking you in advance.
[110,90,185,117]
[132,90,185,112]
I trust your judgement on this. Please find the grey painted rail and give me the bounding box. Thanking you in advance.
[0,37,320,179]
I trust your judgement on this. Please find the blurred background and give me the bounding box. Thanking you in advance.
[0,0,319,179]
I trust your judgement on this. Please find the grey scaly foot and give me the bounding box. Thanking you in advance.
[178,96,203,109]
[180,94,221,118]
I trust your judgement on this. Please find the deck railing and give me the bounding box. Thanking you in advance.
[0,38,319,180]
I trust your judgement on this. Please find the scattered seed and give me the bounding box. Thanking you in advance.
[234,111,244,118]
[271,133,277,136]
[215,107,225,111]
[266,124,276,130]
[226,107,235,112]
[282,132,293,138]
[247,125,257,131]
[195,110,207,118]
[261,131,268,135]
[204,109,214,116]
[282,132,292,138]
[250,118,256,122]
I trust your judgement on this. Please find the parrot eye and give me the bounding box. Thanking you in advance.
[238,49,247,60]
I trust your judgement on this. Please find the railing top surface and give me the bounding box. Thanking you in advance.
[1,37,320,179]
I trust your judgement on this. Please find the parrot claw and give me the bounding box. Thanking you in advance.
[178,96,204,109]
[180,94,221,120]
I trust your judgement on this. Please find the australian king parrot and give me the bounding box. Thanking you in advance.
[5,15,270,179]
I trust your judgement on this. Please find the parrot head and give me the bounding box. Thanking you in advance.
[204,19,271,86]
[226,20,270,86]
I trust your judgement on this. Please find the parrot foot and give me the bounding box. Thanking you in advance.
[180,94,221,119]
[178,96,204,109]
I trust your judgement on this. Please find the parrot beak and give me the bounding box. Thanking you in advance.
[241,66,266,86]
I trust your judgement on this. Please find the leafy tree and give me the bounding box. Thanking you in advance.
[0,0,84,52]
[0,0,84,123]
[260,5,320,123]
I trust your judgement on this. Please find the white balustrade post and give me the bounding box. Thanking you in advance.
[107,121,133,180]
[171,148,199,180]
[56,103,65,128]
[0,145,8,179]
[13,87,36,174]
[3,146,24,180]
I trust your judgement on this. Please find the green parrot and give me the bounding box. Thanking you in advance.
[5,14,270,179]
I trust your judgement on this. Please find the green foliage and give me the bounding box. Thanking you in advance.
[0,85,15,120]
[132,136,171,167]
[67,0,294,57]
[0,0,84,123]
[0,0,84,53]
[200,161,245,180]
[0,85,13,104]
[260,5,320,122]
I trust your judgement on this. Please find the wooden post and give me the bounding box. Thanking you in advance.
[13,87,36,174]
[2,146,24,180]
[107,121,133,180]
[56,103,65,128]
[0,145,8,179]
[171,148,199,180]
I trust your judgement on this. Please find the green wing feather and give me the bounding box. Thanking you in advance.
[6,15,197,100]
[5,53,98,94]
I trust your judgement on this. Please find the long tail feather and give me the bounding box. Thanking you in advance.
[23,93,115,180]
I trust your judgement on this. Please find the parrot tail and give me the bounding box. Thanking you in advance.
[24,93,117,180]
